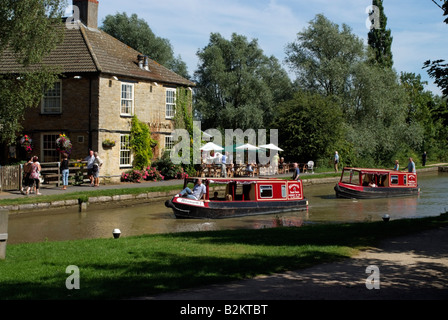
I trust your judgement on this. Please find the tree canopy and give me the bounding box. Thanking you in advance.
[101,12,189,79]
[367,0,394,68]
[194,32,292,131]
[285,14,364,97]
[0,0,66,145]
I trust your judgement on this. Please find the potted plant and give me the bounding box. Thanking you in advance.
[20,135,33,153]
[102,139,116,148]
[56,133,72,155]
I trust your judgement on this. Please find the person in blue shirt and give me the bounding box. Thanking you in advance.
[394,160,399,171]
[407,157,416,173]
[178,178,207,200]
[291,163,300,181]
[334,151,339,173]
[221,152,228,177]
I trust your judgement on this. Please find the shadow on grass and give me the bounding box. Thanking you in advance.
[1,213,447,300]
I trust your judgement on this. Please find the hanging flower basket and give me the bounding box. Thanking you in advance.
[20,135,33,153]
[102,139,116,148]
[56,133,72,155]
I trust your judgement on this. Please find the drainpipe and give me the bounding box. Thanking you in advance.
[88,76,92,150]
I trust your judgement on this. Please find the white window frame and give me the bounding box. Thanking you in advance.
[121,83,134,116]
[120,134,132,167]
[41,81,62,114]
[165,135,174,151]
[259,185,273,198]
[165,88,176,119]
[41,133,60,162]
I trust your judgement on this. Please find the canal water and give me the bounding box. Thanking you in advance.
[7,171,448,244]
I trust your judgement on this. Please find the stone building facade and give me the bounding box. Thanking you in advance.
[0,0,195,182]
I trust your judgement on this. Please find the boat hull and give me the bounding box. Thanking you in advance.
[165,197,308,219]
[334,183,419,199]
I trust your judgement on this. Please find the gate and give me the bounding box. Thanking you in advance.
[0,165,22,192]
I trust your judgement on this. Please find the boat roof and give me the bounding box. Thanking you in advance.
[342,167,410,174]
[185,177,289,184]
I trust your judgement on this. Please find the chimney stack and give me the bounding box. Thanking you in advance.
[73,0,99,29]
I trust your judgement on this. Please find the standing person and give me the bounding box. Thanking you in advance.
[29,156,42,195]
[84,150,95,187]
[221,152,228,177]
[334,151,339,173]
[407,157,416,173]
[394,160,400,171]
[422,151,427,166]
[21,156,33,195]
[271,153,279,175]
[93,152,103,187]
[60,152,70,190]
[291,163,300,181]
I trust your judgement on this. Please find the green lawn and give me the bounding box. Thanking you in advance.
[1,213,447,300]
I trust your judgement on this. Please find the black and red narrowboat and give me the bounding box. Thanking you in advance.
[334,167,420,199]
[165,177,308,219]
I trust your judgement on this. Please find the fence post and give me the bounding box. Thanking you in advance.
[57,161,61,187]
[0,209,8,260]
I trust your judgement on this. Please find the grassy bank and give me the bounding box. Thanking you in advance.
[1,213,447,300]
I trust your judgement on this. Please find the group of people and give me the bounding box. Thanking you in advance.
[20,155,42,195]
[393,157,417,173]
[20,149,103,195]
[84,150,103,187]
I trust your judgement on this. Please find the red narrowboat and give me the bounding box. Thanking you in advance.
[165,177,308,219]
[334,167,420,199]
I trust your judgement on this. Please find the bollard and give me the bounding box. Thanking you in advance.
[0,209,9,259]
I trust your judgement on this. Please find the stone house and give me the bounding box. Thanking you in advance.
[0,0,195,182]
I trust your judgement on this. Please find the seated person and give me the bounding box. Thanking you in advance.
[245,163,254,176]
[178,178,207,200]
[212,191,219,200]
[368,180,377,187]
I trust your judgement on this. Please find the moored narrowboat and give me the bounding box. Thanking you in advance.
[165,177,308,219]
[334,167,420,199]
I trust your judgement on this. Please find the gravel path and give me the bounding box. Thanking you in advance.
[136,226,448,300]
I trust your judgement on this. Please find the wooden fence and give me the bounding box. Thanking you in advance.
[0,165,22,192]
[0,161,88,192]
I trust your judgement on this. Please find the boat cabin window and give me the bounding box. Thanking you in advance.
[403,175,407,185]
[281,185,286,198]
[391,175,399,185]
[226,183,255,201]
[341,170,355,184]
[260,185,273,198]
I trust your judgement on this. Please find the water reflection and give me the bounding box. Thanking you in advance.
[7,171,447,244]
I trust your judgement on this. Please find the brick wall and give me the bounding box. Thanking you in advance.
[97,75,175,181]
[20,74,181,183]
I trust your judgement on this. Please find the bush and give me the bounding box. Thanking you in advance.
[152,153,188,180]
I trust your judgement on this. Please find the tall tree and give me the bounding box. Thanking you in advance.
[194,32,292,131]
[101,12,189,79]
[273,91,344,163]
[367,0,394,68]
[285,14,365,97]
[423,0,448,97]
[0,0,66,145]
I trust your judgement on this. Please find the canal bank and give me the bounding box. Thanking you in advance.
[0,165,444,214]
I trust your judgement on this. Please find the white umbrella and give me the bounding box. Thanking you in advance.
[259,143,283,152]
[235,143,260,151]
[200,142,224,151]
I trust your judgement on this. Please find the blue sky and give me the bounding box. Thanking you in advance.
[72,0,447,96]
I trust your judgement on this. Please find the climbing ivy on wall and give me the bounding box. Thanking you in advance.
[130,115,155,170]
